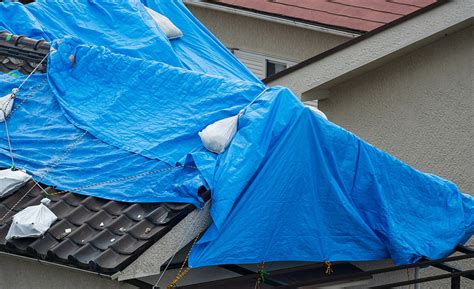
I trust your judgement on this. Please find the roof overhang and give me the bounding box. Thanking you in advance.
[264,0,473,101]
[183,0,360,38]
[113,202,211,281]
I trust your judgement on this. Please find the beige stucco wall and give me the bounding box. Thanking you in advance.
[187,5,350,62]
[320,25,473,194]
[319,25,473,288]
[0,254,136,289]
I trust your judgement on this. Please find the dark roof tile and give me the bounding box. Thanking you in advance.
[69,243,103,269]
[48,200,76,219]
[48,219,77,240]
[111,235,147,255]
[81,196,109,212]
[102,200,127,216]
[91,249,130,273]
[128,219,166,240]
[47,239,82,263]
[106,214,136,236]
[68,224,98,245]
[89,230,121,251]
[0,179,200,274]
[27,233,59,258]
[85,210,116,230]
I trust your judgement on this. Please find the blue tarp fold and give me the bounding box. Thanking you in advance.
[0,0,472,268]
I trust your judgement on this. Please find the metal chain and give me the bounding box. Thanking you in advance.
[46,164,197,196]
[35,131,88,180]
[0,131,88,223]
[1,66,48,167]
[8,78,48,118]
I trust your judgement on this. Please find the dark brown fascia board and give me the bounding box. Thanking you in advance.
[262,0,447,84]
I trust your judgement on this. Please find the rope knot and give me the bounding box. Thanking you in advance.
[11,88,19,99]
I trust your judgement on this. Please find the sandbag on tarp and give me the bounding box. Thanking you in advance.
[141,0,261,82]
[6,198,57,240]
[0,0,260,83]
[47,38,265,165]
[188,87,474,267]
[0,169,31,198]
[0,88,18,122]
[145,7,183,39]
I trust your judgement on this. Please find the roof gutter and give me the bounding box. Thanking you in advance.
[0,251,153,288]
[0,250,113,279]
[183,0,360,38]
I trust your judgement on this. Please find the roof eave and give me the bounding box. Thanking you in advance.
[183,0,361,38]
[113,202,211,281]
[263,0,472,100]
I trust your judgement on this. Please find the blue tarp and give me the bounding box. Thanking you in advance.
[0,0,472,267]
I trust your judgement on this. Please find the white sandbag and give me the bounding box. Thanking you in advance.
[0,88,18,122]
[199,115,239,154]
[307,105,328,120]
[145,7,183,39]
[0,168,31,198]
[6,198,57,240]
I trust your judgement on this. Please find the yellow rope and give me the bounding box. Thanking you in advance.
[324,260,334,275]
[166,228,204,289]
[254,262,266,289]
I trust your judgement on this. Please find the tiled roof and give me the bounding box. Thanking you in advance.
[0,178,201,274]
[0,33,207,275]
[0,31,49,75]
[210,0,438,32]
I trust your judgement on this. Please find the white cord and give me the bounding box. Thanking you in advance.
[238,87,270,117]
[16,53,49,91]
[0,131,87,223]
[1,52,49,167]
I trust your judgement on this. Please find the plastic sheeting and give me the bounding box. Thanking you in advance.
[47,37,264,165]
[0,0,472,268]
[0,72,205,205]
[0,0,260,82]
[188,87,474,266]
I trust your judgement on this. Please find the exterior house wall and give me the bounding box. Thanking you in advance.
[186,6,350,63]
[0,254,136,289]
[319,25,473,288]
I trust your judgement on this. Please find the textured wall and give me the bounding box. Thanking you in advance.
[187,6,349,62]
[0,254,136,289]
[320,25,473,194]
[320,25,473,288]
